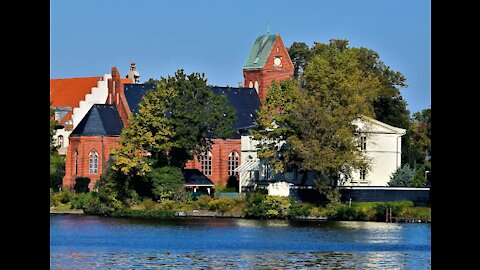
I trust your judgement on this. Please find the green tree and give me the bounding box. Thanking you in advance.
[148,166,185,201]
[256,43,381,204]
[287,42,312,79]
[388,164,416,187]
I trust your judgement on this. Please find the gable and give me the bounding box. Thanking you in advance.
[263,35,294,71]
[355,116,407,134]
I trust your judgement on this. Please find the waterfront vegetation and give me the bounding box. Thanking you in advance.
[50,188,430,221]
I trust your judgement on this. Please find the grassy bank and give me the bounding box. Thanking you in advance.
[51,189,430,222]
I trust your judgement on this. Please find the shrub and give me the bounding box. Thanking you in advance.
[158,199,176,210]
[244,192,292,219]
[334,206,365,221]
[208,198,236,213]
[74,177,91,193]
[53,189,73,205]
[142,198,157,210]
[195,195,213,210]
[288,201,314,218]
[388,164,416,187]
[148,166,186,201]
[310,207,328,218]
[70,192,95,209]
[373,201,414,221]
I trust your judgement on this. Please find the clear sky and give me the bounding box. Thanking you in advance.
[50,0,430,114]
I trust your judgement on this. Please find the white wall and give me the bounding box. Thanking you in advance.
[240,117,406,188]
[345,117,406,186]
[54,74,111,152]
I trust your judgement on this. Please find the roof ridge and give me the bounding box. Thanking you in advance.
[50,76,101,80]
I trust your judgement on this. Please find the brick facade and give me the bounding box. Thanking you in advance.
[185,139,241,186]
[243,34,294,104]
[63,136,121,190]
[107,67,131,127]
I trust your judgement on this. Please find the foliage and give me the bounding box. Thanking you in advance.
[70,192,95,210]
[111,209,176,219]
[113,70,235,175]
[333,205,365,221]
[74,177,91,193]
[194,195,213,210]
[147,166,186,201]
[208,197,236,213]
[287,41,313,79]
[226,176,239,191]
[52,189,73,205]
[244,192,292,219]
[388,164,416,187]
[288,201,314,217]
[373,201,414,221]
[50,152,65,190]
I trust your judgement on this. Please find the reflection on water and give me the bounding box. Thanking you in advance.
[51,216,431,269]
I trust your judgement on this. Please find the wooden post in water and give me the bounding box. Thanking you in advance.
[386,208,389,223]
[389,208,393,223]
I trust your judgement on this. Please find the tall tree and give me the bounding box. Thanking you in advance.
[256,44,381,204]
[287,42,312,79]
[113,70,235,175]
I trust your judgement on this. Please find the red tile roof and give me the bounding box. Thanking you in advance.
[50,77,101,108]
[121,78,133,84]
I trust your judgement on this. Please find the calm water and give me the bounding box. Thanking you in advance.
[50,215,431,269]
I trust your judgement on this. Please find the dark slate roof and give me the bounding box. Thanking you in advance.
[71,104,124,136]
[184,169,214,186]
[124,83,156,115]
[243,34,277,69]
[210,86,262,131]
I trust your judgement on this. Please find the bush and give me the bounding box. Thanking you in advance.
[142,198,157,210]
[373,201,414,221]
[334,206,365,220]
[388,164,416,187]
[195,195,213,210]
[244,192,292,219]
[288,201,314,217]
[53,189,73,205]
[208,198,236,213]
[70,192,95,209]
[148,166,186,201]
[74,177,91,193]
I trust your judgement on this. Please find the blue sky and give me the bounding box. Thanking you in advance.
[50,0,430,114]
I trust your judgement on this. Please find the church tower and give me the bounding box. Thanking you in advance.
[243,33,294,104]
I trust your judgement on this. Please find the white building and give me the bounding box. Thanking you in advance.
[235,116,406,193]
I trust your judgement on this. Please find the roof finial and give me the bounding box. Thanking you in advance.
[267,20,270,34]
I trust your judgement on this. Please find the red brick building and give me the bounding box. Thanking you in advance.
[61,33,294,189]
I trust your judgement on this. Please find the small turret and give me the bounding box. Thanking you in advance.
[126,62,141,84]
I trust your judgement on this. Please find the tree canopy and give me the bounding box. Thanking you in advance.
[113,70,235,176]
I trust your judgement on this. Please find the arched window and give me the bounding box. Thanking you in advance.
[58,135,64,148]
[228,151,239,176]
[200,151,212,176]
[89,150,98,174]
[254,81,259,93]
[249,81,253,88]
[74,150,78,175]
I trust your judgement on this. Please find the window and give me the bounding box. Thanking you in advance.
[200,151,212,176]
[360,168,366,181]
[89,150,98,174]
[58,135,64,148]
[249,81,253,88]
[360,135,367,151]
[228,151,239,176]
[74,150,78,175]
[254,81,259,93]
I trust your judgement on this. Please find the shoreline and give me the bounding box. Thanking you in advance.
[50,209,430,223]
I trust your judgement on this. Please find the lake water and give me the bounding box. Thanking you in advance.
[50,215,431,269]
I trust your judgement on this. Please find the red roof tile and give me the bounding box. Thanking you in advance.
[121,78,133,84]
[50,77,101,108]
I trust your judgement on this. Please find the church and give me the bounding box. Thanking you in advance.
[50,33,405,192]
